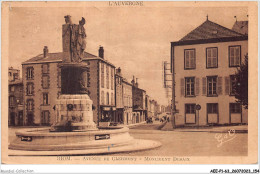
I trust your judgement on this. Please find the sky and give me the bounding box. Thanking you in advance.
[8,3,248,105]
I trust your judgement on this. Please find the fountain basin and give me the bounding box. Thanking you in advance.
[9,126,161,156]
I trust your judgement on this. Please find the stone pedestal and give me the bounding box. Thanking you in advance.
[50,63,95,132]
[60,63,89,94]
[50,94,97,132]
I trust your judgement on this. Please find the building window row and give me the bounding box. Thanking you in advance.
[185,103,241,123]
[181,75,236,97]
[184,45,241,70]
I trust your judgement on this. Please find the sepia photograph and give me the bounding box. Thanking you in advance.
[1,1,258,169]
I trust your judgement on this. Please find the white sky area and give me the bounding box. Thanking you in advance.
[9,5,248,105]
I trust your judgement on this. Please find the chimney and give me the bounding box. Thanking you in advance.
[43,46,49,58]
[99,46,104,59]
[116,67,122,76]
[135,78,138,88]
[131,76,135,86]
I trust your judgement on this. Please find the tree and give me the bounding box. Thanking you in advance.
[233,54,248,109]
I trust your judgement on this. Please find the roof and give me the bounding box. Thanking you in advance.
[180,20,243,41]
[22,51,115,67]
[232,21,248,35]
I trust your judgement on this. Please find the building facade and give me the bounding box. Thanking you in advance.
[115,68,124,123]
[9,67,23,126]
[122,78,133,124]
[85,48,116,126]
[22,47,116,126]
[171,19,248,127]
[131,77,147,123]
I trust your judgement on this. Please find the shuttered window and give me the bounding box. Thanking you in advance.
[27,67,34,80]
[229,46,241,67]
[184,49,196,69]
[43,93,49,105]
[27,99,34,111]
[206,47,218,68]
[185,77,195,97]
[27,83,34,95]
[42,75,49,89]
[207,76,217,96]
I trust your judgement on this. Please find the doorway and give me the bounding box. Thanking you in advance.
[27,113,34,126]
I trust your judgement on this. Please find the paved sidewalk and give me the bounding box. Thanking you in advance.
[161,123,248,133]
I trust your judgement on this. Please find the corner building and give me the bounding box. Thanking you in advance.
[171,19,248,127]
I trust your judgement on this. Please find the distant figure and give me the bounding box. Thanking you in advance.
[167,117,170,122]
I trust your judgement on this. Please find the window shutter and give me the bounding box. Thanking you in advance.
[202,77,206,95]
[195,78,199,95]
[230,47,234,66]
[207,49,211,67]
[217,76,222,95]
[235,47,240,65]
[225,76,230,95]
[180,78,185,96]
[191,50,195,68]
[185,51,189,68]
[213,48,217,67]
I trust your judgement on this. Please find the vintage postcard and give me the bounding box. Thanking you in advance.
[1,1,258,167]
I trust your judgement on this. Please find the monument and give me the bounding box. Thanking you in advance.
[8,16,161,155]
[50,15,96,132]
